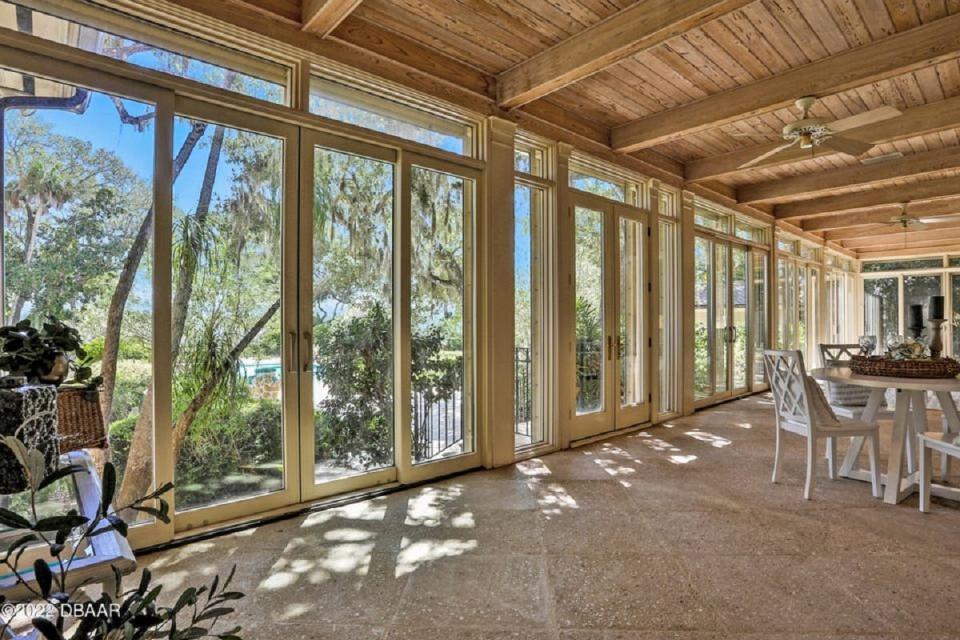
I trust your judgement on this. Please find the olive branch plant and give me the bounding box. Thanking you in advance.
[0,437,246,639]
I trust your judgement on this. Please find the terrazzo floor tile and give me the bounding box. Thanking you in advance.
[135,395,960,639]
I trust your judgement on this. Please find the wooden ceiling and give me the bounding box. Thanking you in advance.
[183,0,960,259]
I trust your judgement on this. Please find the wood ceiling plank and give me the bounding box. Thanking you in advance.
[799,0,850,53]
[857,241,959,258]
[801,198,960,231]
[739,145,960,203]
[827,0,874,46]
[851,235,960,252]
[774,175,960,218]
[853,0,897,38]
[302,0,363,36]
[612,13,960,152]
[883,0,922,29]
[496,0,753,108]
[686,93,960,181]
[842,224,960,248]
[700,19,774,79]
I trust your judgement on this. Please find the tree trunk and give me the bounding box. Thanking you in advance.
[171,299,281,456]
[116,125,225,508]
[100,120,208,424]
[9,204,43,324]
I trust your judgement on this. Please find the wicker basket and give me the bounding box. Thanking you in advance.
[56,387,108,453]
[849,355,960,379]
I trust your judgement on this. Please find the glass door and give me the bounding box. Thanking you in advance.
[398,153,480,483]
[298,132,398,502]
[731,245,749,393]
[171,99,300,532]
[694,235,752,404]
[569,195,649,441]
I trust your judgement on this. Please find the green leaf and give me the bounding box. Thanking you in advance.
[38,464,85,491]
[0,508,32,530]
[101,462,117,515]
[32,514,88,532]
[31,616,64,640]
[33,558,52,597]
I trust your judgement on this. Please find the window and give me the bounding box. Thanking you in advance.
[514,144,545,176]
[862,258,943,272]
[310,77,474,156]
[0,1,286,103]
[950,256,960,268]
[863,278,899,351]
[659,188,679,219]
[514,183,545,448]
[902,275,942,334]
[658,220,680,414]
[752,252,769,385]
[734,220,768,244]
[570,169,626,202]
[1,71,156,524]
[694,206,731,234]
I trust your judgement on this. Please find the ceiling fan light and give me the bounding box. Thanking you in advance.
[799,133,814,149]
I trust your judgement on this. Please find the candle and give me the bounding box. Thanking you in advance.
[909,304,924,329]
[930,295,945,320]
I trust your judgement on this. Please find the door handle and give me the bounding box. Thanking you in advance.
[606,335,613,361]
[302,330,313,373]
[286,331,297,373]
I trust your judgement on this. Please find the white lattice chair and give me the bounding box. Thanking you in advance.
[764,349,882,500]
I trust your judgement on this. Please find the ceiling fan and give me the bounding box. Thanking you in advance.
[887,202,960,229]
[735,96,902,169]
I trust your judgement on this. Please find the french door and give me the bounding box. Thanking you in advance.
[569,194,650,441]
[694,235,752,405]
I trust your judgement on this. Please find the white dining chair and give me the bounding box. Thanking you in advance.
[818,343,900,469]
[918,431,960,512]
[764,349,882,500]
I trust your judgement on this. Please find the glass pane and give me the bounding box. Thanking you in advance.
[619,218,644,408]
[694,208,729,233]
[903,275,942,337]
[797,267,808,356]
[570,170,625,202]
[694,237,712,399]
[1,72,155,523]
[862,258,943,272]
[953,275,960,356]
[410,166,472,462]
[574,206,604,414]
[0,1,285,103]
[310,78,472,156]
[732,247,748,389]
[714,243,729,394]
[863,278,899,354]
[752,252,768,385]
[514,149,531,173]
[311,147,394,483]
[659,221,679,413]
[514,184,542,448]
[172,117,284,512]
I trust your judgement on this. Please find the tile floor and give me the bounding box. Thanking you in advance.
[139,395,960,639]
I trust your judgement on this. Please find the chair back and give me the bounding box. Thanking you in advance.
[819,344,861,367]
[763,350,811,430]
[819,343,873,407]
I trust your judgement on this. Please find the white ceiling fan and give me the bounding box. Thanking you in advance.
[735,96,902,169]
[887,202,960,229]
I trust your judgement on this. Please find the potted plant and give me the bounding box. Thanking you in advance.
[0,317,99,387]
[0,437,246,639]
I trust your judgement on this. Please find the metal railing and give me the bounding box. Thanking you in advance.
[515,347,532,438]
[575,341,603,413]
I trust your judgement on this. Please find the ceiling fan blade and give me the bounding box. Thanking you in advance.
[737,140,798,169]
[917,213,960,224]
[821,135,875,157]
[828,105,902,132]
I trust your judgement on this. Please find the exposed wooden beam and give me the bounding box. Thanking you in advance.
[858,243,958,259]
[801,199,960,232]
[738,146,960,204]
[497,0,751,109]
[774,176,960,219]
[686,96,960,182]
[611,13,960,152]
[302,0,362,36]
[826,219,960,242]
[842,225,960,249]
[854,236,960,253]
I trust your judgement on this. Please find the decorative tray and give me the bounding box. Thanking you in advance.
[850,355,960,379]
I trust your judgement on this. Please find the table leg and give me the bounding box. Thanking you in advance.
[884,389,912,504]
[907,390,929,474]
[935,391,960,480]
[919,437,932,513]
[839,388,886,477]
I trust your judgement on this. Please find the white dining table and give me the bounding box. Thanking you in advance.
[810,366,960,505]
